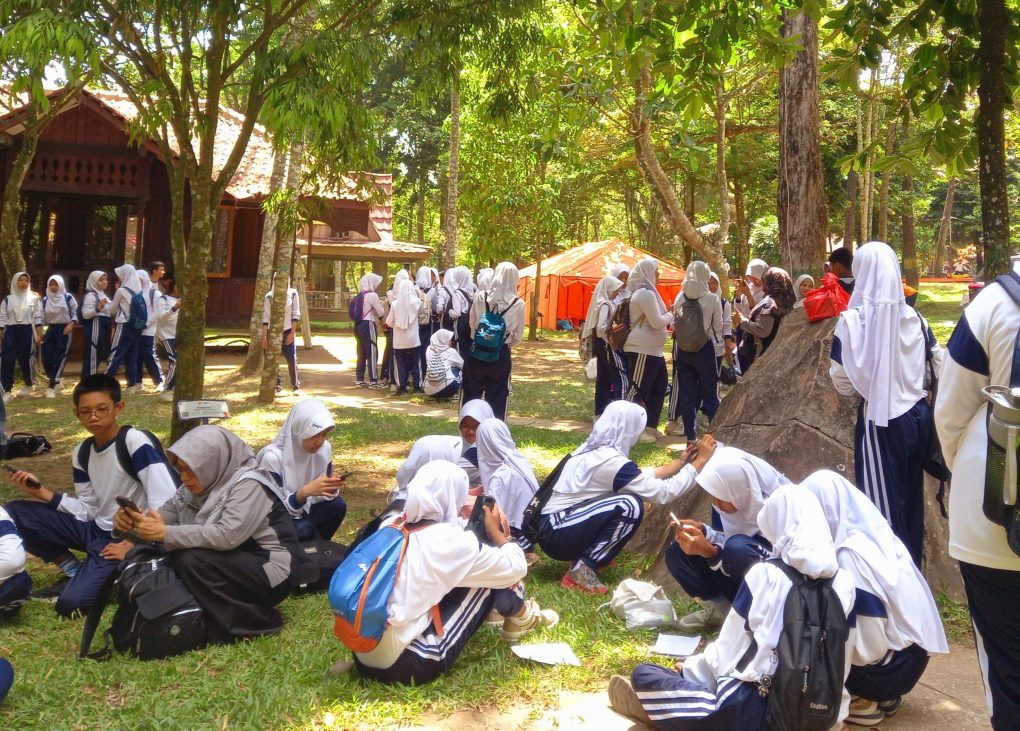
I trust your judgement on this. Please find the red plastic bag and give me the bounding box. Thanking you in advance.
[802,272,850,323]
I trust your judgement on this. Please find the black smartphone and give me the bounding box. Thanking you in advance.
[467,495,496,543]
[115,495,141,513]
[2,463,41,488]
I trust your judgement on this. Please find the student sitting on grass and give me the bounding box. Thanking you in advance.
[391,434,463,503]
[422,329,463,400]
[4,374,178,617]
[350,461,558,685]
[665,446,788,631]
[457,399,495,486]
[475,418,540,562]
[0,506,30,617]
[535,400,717,595]
[610,486,856,731]
[114,425,304,644]
[256,399,347,542]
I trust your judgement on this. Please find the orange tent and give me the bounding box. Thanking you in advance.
[517,238,686,330]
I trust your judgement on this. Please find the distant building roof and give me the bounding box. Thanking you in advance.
[298,236,431,261]
[519,238,686,284]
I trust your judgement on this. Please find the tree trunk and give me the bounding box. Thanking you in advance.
[240,145,288,374]
[733,178,749,281]
[977,0,1011,277]
[442,73,460,270]
[878,124,894,242]
[777,9,828,277]
[714,81,731,256]
[842,171,858,249]
[528,244,542,341]
[416,169,426,246]
[902,175,919,289]
[631,65,727,289]
[933,177,957,275]
[258,138,305,404]
[0,130,36,279]
[859,72,877,244]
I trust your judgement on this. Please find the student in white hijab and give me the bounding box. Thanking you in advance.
[80,270,111,378]
[103,264,146,392]
[256,400,347,541]
[391,435,464,503]
[829,241,942,566]
[350,461,558,685]
[800,470,947,724]
[261,273,303,394]
[134,270,165,392]
[707,272,734,369]
[614,485,856,731]
[437,267,474,359]
[457,398,495,485]
[666,446,788,630]
[610,263,630,291]
[380,269,410,386]
[584,275,629,417]
[0,272,42,401]
[794,273,816,301]
[666,261,723,440]
[414,267,436,379]
[622,258,673,441]
[734,257,767,318]
[354,272,386,388]
[475,267,494,293]
[464,262,525,420]
[386,279,423,394]
[422,329,463,399]
[536,400,717,595]
[40,274,78,398]
[475,419,540,553]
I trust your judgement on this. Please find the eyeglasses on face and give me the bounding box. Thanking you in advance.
[76,405,113,418]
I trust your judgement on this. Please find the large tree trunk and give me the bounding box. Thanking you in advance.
[714,82,730,257]
[258,138,305,404]
[842,171,858,249]
[777,9,828,277]
[878,124,894,241]
[0,129,36,278]
[528,245,542,341]
[416,169,426,246]
[441,73,460,270]
[733,177,750,279]
[240,145,288,374]
[632,66,727,289]
[933,177,957,275]
[977,0,1011,277]
[902,175,919,288]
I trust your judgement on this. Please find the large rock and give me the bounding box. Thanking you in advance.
[629,307,964,599]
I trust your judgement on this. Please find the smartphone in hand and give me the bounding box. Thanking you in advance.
[2,464,41,488]
[115,495,141,513]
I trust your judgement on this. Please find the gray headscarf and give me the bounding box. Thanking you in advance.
[164,425,257,525]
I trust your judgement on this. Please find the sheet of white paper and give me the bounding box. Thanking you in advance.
[511,642,581,666]
[650,633,701,657]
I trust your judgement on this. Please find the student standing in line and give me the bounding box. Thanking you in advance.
[262,274,302,394]
[80,270,111,378]
[40,274,78,399]
[665,261,722,440]
[732,267,796,374]
[0,272,42,402]
[257,399,347,542]
[584,274,627,417]
[536,401,716,595]
[134,270,165,392]
[4,374,177,617]
[463,262,525,420]
[665,446,787,631]
[381,269,409,385]
[475,267,494,294]
[354,273,386,389]
[800,470,948,726]
[475,418,540,561]
[707,272,733,371]
[611,486,856,731]
[829,241,940,566]
[386,279,422,395]
[623,258,672,443]
[0,506,30,617]
[935,268,1020,730]
[444,267,475,361]
[416,266,437,377]
[422,329,464,400]
[104,264,144,393]
[156,275,181,402]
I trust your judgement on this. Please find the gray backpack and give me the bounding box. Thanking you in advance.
[675,297,709,353]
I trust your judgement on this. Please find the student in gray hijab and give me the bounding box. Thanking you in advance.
[114,425,304,644]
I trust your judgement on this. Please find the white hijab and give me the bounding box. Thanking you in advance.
[459,398,495,435]
[582,275,623,339]
[425,328,456,360]
[416,266,433,290]
[486,262,519,311]
[696,447,790,539]
[476,268,494,292]
[556,401,646,496]
[756,485,838,580]
[682,260,710,300]
[838,241,924,427]
[115,264,141,293]
[388,461,480,628]
[629,257,666,311]
[257,400,334,493]
[137,270,151,299]
[46,275,67,307]
[359,273,382,293]
[7,272,34,321]
[391,280,420,329]
[794,274,816,300]
[394,434,464,495]
[800,470,948,654]
[611,263,630,279]
[475,418,539,527]
[86,270,107,296]
[746,258,768,279]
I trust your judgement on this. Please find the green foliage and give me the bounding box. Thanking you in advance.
[749,214,781,264]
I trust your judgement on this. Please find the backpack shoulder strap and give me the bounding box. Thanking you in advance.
[995,272,1020,306]
[768,558,804,586]
[115,425,141,483]
[498,298,520,317]
[76,436,97,478]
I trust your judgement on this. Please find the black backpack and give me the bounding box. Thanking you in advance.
[761,560,849,731]
[80,545,206,661]
[519,452,577,545]
[76,425,177,487]
[675,296,709,353]
[0,433,52,459]
[606,298,632,351]
[918,313,951,517]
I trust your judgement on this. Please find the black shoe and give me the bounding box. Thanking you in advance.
[31,576,70,602]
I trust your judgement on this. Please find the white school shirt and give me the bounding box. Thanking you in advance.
[594,299,616,340]
[542,449,698,514]
[468,292,525,348]
[63,429,178,532]
[385,305,421,349]
[80,291,111,321]
[360,291,386,325]
[141,286,160,336]
[108,286,135,324]
[0,296,42,328]
[157,295,179,341]
[0,506,26,584]
[256,448,335,518]
[42,293,78,325]
[936,281,1020,571]
[262,288,300,329]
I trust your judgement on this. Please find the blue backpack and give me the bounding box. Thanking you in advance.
[471,298,519,362]
[348,292,365,323]
[329,518,440,652]
[125,288,147,330]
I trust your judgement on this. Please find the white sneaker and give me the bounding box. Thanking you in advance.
[500,599,559,644]
[2,393,11,404]
[679,600,729,630]
[126,384,144,394]
[53,382,63,393]
[637,427,661,444]
[664,420,686,437]
[160,390,174,402]
[154,383,165,393]
[45,388,55,399]
[17,387,32,397]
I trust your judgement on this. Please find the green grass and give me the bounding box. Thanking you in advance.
[914,282,968,345]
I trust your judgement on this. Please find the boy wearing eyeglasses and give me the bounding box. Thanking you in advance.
[3,374,177,617]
